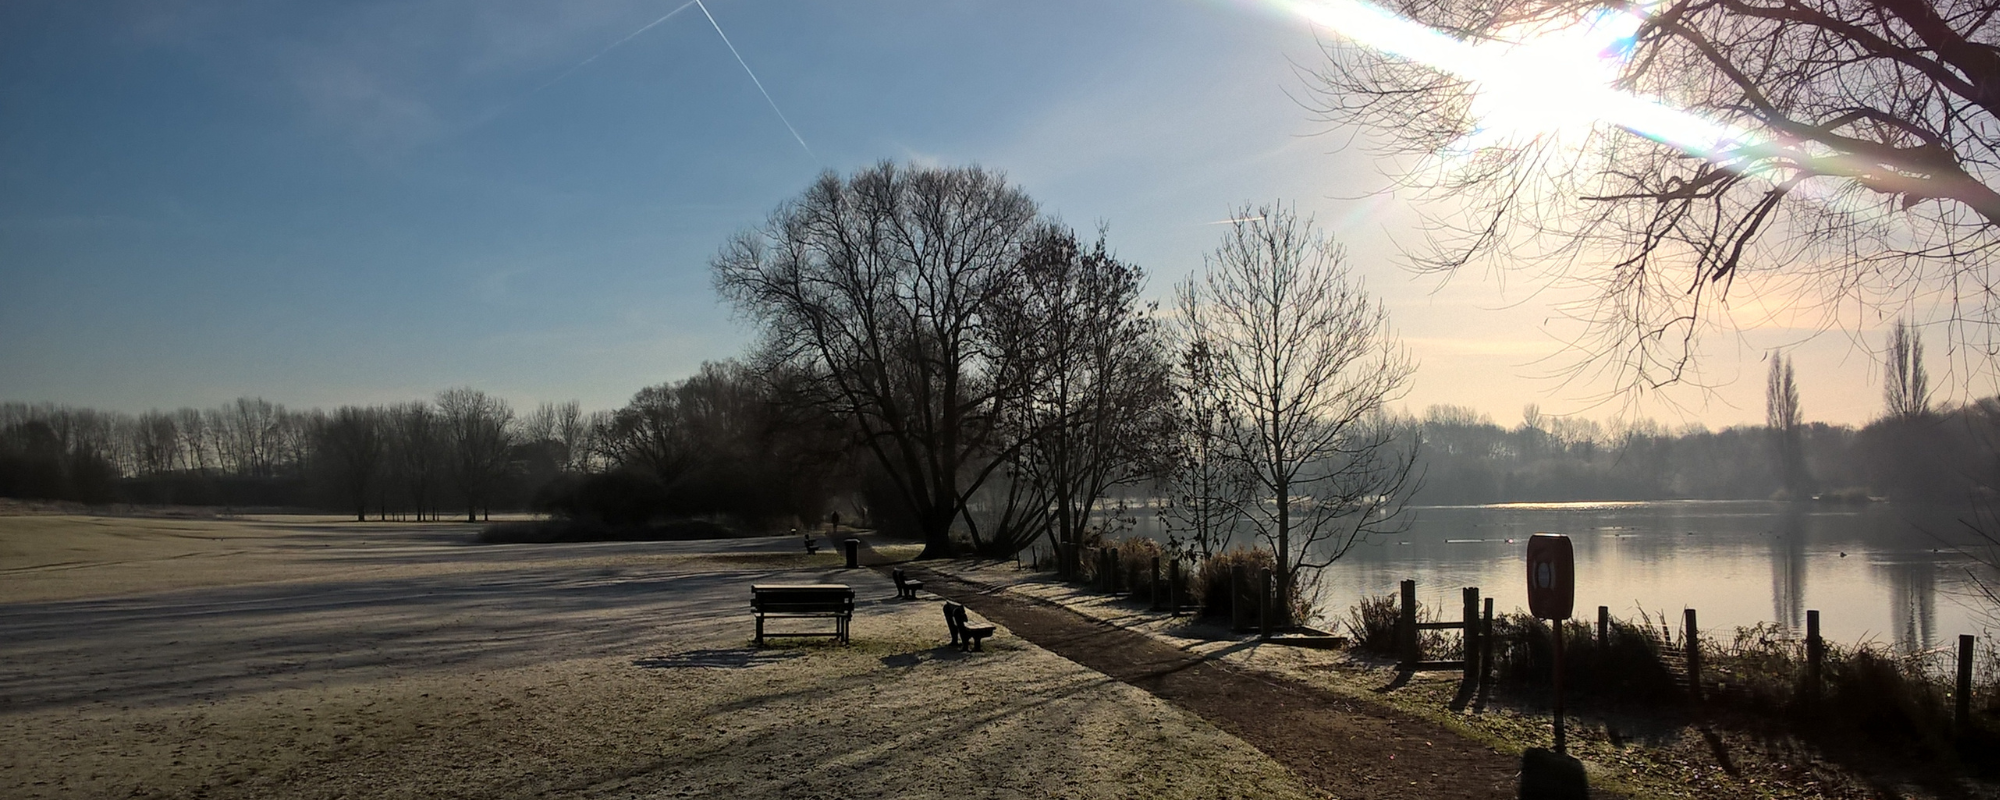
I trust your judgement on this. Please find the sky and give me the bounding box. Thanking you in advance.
[0,0,1974,428]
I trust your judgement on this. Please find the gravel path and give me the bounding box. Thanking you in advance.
[912,567,1548,800]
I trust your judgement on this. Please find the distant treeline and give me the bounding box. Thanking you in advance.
[0,362,850,526]
[9,386,2000,519]
[1400,401,2000,505]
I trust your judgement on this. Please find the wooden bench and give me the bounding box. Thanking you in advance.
[802,533,819,554]
[892,568,924,600]
[942,601,996,651]
[751,584,853,646]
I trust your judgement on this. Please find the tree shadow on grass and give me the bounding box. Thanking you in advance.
[878,647,976,668]
[634,649,803,670]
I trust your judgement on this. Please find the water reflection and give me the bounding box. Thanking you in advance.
[1880,558,1938,651]
[1770,508,1807,633]
[1112,498,1993,649]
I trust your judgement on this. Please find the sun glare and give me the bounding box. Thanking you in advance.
[1277,0,1746,156]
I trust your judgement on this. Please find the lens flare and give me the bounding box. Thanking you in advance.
[1271,0,1749,160]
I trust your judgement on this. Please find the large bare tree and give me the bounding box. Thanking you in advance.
[984,226,1175,562]
[713,162,1042,557]
[1179,203,1419,625]
[1314,0,2000,391]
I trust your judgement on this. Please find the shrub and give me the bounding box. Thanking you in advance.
[1105,536,1167,601]
[1820,645,1954,756]
[1347,592,1460,661]
[1195,547,1276,618]
[1485,611,1683,704]
[1345,593,1401,655]
[1469,606,1991,765]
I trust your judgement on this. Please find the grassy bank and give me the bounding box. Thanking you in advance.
[1348,593,2000,779]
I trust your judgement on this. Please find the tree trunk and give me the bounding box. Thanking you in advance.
[917,504,956,559]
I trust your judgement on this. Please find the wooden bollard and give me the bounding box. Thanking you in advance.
[1151,557,1163,611]
[1231,566,1248,631]
[1958,634,1976,732]
[1597,605,1610,646]
[1462,587,1480,681]
[1169,559,1183,616]
[1685,608,1702,701]
[1259,569,1273,638]
[1399,579,1419,668]
[1481,597,1495,689]
[1805,610,1823,702]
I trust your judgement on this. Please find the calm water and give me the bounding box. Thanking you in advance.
[1123,500,2000,650]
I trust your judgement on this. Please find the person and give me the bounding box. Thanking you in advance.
[829,511,841,531]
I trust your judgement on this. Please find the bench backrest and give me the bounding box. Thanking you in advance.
[892,568,909,586]
[752,584,854,613]
[942,601,967,635]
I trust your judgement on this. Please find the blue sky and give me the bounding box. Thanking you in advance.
[0,0,1925,426]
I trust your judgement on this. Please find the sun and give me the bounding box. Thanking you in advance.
[1278,0,1744,157]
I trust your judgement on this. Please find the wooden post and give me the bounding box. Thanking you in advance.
[1805,609,1823,702]
[1399,579,1419,668]
[1958,634,1976,733]
[1151,556,1163,611]
[1685,608,1702,702]
[1597,605,1610,646]
[1553,617,1567,754]
[1481,597,1495,690]
[1462,587,1480,682]
[1259,569,1273,638]
[1169,559,1183,616]
[1231,566,1248,631]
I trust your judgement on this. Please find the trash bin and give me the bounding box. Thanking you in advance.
[844,538,860,569]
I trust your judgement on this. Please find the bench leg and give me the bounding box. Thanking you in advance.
[755,616,764,648]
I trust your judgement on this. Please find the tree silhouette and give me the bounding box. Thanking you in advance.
[1177,203,1418,625]
[1313,0,2000,390]
[1766,351,1809,498]
[714,163,1043,557]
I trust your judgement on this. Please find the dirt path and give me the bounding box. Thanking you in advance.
[913,568,1578,800]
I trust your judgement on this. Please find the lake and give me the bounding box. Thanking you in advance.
[1121,500,2000,650]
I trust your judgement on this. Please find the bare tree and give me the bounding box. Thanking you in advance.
[1886,317,1934,420]
[1179,203,1419,625]
[133,411,180,477]
[172,407,211,474]
[317,406,386,521]
[985,226,1175,561]
[598,381,704,490]
[387,401,444,521]
[1766,350,1809,498]
[522,400,591,474]
[714,162,1042,557]
[1313,0,2000,391]
[1159,337,1252,563]
[437,388,514,523]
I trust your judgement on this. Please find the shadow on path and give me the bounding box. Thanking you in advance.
[912,568,1624,800]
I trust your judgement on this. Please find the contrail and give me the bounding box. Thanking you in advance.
[1205,215,1267,225]
[530,0,701,100]
[696,0,815,160]
[465,0,701,131]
